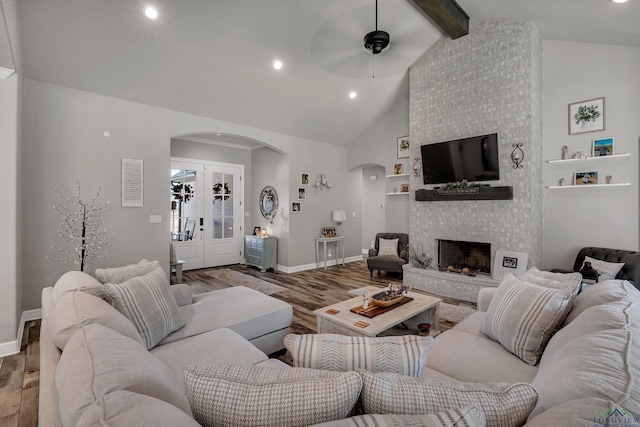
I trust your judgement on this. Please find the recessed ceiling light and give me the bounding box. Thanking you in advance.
[610,0,628,3]
[349,91,357,99]
[273,60,283,70]
[144,6,158,19]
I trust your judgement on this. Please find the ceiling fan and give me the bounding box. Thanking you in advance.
[363,0,390,55]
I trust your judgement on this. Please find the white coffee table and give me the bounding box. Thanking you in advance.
[314,291,442,338]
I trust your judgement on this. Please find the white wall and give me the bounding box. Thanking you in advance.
[362,166,386,251]
[0,0,21,344]
[542,41,640,269]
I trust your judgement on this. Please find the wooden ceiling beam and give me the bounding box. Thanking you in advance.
[410,0,470,39]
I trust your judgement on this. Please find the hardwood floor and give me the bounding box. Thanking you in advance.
[0,259,474,427]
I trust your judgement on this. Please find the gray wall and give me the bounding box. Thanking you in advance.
[361,166,386,251]
[408,19,544,269]
[0,1,21,343]
[170,138,254,239]
[542,41,640,269]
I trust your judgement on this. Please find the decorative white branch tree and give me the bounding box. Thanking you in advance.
[48,181,112,272]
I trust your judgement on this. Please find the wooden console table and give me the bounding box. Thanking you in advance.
[315,236,346,270]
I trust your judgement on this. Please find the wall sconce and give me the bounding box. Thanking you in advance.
[511,143,524,169]
[313,174,331,190]
[413,157,422,178]
[332,209,346,236]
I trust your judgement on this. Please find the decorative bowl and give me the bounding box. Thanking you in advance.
[371,292,404,307]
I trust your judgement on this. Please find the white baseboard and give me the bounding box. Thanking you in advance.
[278,255,363,273]
[0,308,42,358]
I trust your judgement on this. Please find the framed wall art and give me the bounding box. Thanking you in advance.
[298,187,306,200]
[492,250,528,280]
[291,202,301,213]
[301,173,309,186]
[568,97,605,135]
[397,136,410,159]
[592,137,614,157]
[394,163,404,175]
[574,171,598,185]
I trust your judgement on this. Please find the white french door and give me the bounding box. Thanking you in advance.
[170,158,243,270]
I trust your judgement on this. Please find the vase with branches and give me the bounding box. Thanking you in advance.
[48,181,111,272]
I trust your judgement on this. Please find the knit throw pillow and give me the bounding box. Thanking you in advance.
[308,407,486,427]
[480,275,572,365]
[358,370,537,427]
[183,364,362,427]
[103,266,184,349]
[284,333,433,377]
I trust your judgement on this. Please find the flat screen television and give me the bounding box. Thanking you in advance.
[421,133,500,185]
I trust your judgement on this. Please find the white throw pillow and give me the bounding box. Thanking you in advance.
[95,259,160,284]
[582,256,625,281]
[284,333,434,377]
[51,271,105,305]
[378,238,399,256]
[183,364,362,427]
[103,266,184,349]
[521,267,582,295]
[358,370,537,427]
[481,275,572,365]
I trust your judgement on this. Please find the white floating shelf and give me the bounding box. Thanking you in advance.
[386,173,410,178]
[547,183,631,189]
[386,192,410,195]
[547,153,630,163]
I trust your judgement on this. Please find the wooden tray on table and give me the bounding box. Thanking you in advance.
[349,297,413,318]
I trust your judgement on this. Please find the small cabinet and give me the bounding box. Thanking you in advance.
[245,235,277,272]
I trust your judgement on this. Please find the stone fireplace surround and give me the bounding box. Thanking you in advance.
[405,19,543,303]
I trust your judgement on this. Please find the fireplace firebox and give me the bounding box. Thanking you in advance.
[438,239,491,274]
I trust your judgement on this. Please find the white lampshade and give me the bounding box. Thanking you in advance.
[332,209,347,222]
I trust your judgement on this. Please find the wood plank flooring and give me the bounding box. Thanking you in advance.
[0,259,474,427]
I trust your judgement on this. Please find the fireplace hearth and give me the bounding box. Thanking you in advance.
[438,239,491,275]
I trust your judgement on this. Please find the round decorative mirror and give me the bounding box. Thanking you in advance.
[259,186,279,222]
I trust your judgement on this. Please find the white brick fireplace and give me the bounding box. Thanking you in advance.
[405,19,544,302]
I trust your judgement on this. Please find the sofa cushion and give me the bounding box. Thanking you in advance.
[51,270,105,305]
[56,324,191,427]
[358,370,537,427]
[582,255,625,281]
[378,238,399,256]
[183,364,362,427]
[151,328,268,380]
[481,275,572,365]
[308,407,486,427]
[425,329,538,384]
[47,291,144,350]
[530,329,632,419]
[94,259,160,284]
[284,333,433,377]
[520,267,582,295]
[563,279,633,326]
[75,390,200,427]
[104,266,184,349]
[160,286,291,345]
[525,398,626,427]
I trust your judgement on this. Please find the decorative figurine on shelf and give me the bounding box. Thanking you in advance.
[607,175,612,184]
[561,146,569,160]
[559,178,565,186]
[573,151,591,160]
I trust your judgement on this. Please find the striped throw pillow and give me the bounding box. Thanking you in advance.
[284,333,433,377]
[104,266,184,349]
[308,407,486,427]
[480,275,572,365]
[358,370,537,427]
[183,364,362,427]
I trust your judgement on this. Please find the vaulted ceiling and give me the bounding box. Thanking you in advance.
[16,0,640,146]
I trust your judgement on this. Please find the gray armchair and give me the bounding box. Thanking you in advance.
[367,233,409,279]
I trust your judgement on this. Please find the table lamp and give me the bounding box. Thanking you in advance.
[332,209,346,236]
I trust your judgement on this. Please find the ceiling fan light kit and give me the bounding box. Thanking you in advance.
[364,30,390,54]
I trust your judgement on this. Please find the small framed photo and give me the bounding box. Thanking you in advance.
[397,136,410,159]
[394,163,404,175]
[298,187,306,200]
[492,250,528,280]
[400,183,409,193]
[301,173,309,186]
[592,137,614,157]
[291,202,301,213]
[568,97,605,135]
[574,171,599,185]
[253,226,261,236]
[321,227,336,238]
